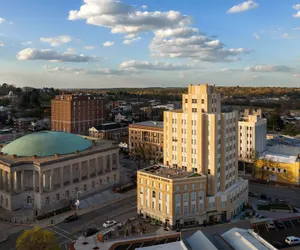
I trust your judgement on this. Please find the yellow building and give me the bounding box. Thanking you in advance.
[137,84,248,229]
[255,152,300,185]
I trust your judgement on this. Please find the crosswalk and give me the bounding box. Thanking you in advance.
[48,225,78,247]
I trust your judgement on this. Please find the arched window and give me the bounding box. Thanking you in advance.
[27,196,32,204]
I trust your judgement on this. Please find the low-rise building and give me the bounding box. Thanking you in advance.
[89,123,128,140]
[129,121,163,161]
[255,151,300,185]
[137,165,248,229]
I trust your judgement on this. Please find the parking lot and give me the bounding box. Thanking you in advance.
[253,217,300,248]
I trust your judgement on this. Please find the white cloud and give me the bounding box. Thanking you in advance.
[0,42,4,47]
[280,33,295,39]
[68,0,191,34]
[141,5,147,10]
[227,0,258,14]
[45,66,133,76]
[22,41,33,45]
[150,35,248,62]
[245,64,292,72]
[123,37,141,45]
[119,60,195,71]
[154,27,199,38]
[124,34,135,39]
[292,27,300,30]
[103,41,114,47]
[17,48,101,62]
[84,46,96,50]
[253,33,260,39]
[293,4,300,18]
[67,48,75,52]
[40,35,73,46]
[0,17,5,24]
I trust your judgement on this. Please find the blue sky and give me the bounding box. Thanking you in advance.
[0,0,299,88]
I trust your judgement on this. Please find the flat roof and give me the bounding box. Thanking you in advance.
[131,121,163,128]
[136,241,188,250]
[260,151,298,164]
[139,165,203,180]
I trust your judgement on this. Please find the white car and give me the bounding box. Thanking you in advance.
[103,220,117,228]
[266,220,276,229]
[285,236,300,245]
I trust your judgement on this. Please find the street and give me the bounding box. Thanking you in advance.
[0,195,137,250]
[249,182,300,207]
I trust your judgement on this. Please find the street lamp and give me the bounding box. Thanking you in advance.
[75,191,82,214]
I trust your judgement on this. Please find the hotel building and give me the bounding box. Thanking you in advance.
[238,109,267,161]
[137,84,248,229]
[51,94,106,135]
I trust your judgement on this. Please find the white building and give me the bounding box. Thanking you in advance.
[0,131,120,212]
[238,109,267,161]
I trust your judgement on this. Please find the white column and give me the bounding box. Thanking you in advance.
[70,165,73,184]
[14,171,18,191]
[39,171,43,194]
[32,170,36,192]
[87,161,90,179]
[21,170,25,191]
[0,169,3,190]
[60,167,64,187]
[50,169,54,191]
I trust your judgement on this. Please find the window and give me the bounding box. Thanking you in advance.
[92,182,95,189]
[183,193,188,202]
[56,194,60,201]
[192,184,195,190]
[84,184,87,191]
[65,190,69,199]
[191,204,196,213]
[46,197,50,205]
[26,196,32,204]
[152,191,156,198]
[166,184,169,191]
[191,192,196,201]
[176,194,180,203]
[140,178,143,184]
[201,99,204,104]
[159,203,161,211]
[184,185,188,191]
[176,206,180,215]
[184,205,188,214]
[152,201,155,209]
[159,192,162,200]
[176,185,180,191]
[107,176,110,183]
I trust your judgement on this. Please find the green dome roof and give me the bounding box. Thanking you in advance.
[1,131,93,157]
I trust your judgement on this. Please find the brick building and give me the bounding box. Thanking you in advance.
[51,94,105,135]
[89,122,128,140]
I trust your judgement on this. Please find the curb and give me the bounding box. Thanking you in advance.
[35,192,137,228]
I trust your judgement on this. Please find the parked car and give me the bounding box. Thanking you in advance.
[260,194,268,200]
[82,227,99,237]
[285,236,300,245]
[266,220,276,229]
[275,220,285,229]
[64,214,78,223]
[103,220,117,228]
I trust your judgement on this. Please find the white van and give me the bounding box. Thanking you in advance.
[285,236,300,245]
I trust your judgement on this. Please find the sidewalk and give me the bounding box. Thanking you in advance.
[34,189,136,229]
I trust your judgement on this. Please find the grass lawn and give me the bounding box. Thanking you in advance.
[257,204,291,211]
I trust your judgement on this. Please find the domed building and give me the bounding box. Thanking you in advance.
[0,131,120,212]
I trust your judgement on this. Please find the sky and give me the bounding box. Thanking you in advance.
[0,0,300,88]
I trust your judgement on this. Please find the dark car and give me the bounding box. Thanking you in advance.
[275,220,285,229]
[64,214,78,223]
[82,227,99,237]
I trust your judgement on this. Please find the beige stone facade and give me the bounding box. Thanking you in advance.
[137,84,248,229]
[0,140,120,212]
[129,121,163,161]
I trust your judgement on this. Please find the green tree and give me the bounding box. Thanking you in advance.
[16,227,60,250]
[283,123,299,137]
[267,113,284,131]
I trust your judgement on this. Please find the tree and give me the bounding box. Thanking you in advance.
[283,123,299,137]
[16,227,60,250]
